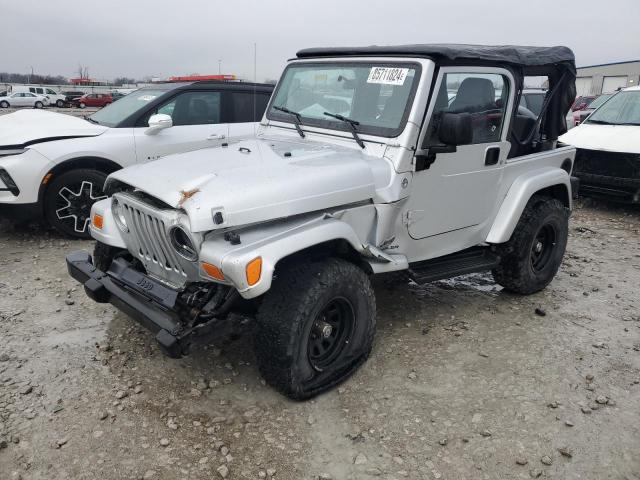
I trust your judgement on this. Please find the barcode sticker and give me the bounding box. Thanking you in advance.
[367,67,409,85]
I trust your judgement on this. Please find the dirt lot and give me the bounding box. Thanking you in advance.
[1,200,639,480]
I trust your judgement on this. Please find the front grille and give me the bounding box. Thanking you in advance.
[574,148,640,179]
[115,193,191,288]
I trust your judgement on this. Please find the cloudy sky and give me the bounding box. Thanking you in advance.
[3,0,639,82]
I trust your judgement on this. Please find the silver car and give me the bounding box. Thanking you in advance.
[0,92,48,108]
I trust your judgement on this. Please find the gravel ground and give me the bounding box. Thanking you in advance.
[1,199,639,480]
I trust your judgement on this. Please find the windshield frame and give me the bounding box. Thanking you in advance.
[586,90,640,126]
[265,60,422,139]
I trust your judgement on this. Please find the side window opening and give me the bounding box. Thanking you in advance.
[424,72,509,147]
[228,91,270,123]
[151,91,221,126]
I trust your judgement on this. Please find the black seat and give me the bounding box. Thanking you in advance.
[449,78,496,113]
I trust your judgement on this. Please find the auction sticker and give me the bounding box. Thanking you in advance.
[367,67,409,85]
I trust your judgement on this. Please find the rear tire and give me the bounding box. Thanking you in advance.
[492,196,569,294]
[43,169,108,239]
[56,99,65,108]
[79,102,86,109]
[0,101,8,108]
[255,258,376,400]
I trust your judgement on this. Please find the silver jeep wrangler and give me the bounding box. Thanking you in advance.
[67,44,579,399]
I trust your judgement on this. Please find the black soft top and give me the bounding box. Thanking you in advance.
[296,44,575,74]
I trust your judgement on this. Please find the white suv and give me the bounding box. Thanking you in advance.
[0,81,274,237]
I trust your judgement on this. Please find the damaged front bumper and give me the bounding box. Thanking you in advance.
[66,250,229,358]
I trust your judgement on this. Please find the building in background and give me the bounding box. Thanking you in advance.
[575,60,640,96]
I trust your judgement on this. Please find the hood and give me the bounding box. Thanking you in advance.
[560,123,640,154]
[0,109,108,148]
[108,137,390,232]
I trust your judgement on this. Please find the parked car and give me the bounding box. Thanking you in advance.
[519,88,547,116]
[0,81,274,237]
[72,93,113,108]
[67,44,578,400]
[560,86,640,203]
[63,91,86,103]
[8,85,66,108]
[0,92,48,109]
[569,93,613,127]
[571,95,596,112]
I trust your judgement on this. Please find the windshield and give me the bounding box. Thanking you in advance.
[88,89,163,127]
[586,91,640,125]
[586,94,612,111]
[267,62,420,137]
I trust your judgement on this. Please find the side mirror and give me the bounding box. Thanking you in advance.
[438,112,473,146]
[145,114,173,135]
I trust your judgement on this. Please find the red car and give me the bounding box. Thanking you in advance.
[73,93,113,108]
[570,95,596,112]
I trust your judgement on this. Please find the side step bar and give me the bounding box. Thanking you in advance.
[408,247,500,284]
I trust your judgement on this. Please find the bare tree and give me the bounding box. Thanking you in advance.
[77,64,90,79]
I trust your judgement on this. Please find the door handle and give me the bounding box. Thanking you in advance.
[207,134,226,141]
[485,146,500,166]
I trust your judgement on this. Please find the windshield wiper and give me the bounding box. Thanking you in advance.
[323,112,365,148]
[273,105,305,138]
[85,117,99,125]
[586,119,614,125]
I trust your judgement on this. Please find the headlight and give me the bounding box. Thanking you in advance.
[112,197,128,232]
[169,226,198,261]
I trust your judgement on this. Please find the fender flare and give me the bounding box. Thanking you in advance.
[486,167,571,244]
[215,216,370,299]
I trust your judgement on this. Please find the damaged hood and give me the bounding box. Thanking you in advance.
[560,123,640,154]
[0,109,108,148]
[108,137,390,232]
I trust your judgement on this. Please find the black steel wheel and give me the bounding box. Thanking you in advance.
[255,258,376,400]
[43,169,108,239]
[307,297,355,371]
[493,196,569,294]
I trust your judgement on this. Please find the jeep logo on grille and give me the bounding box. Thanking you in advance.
[136,277,154,291]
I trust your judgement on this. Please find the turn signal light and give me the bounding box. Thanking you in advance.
[92,214,104,230]
[202,262,225,281]
[246,257,262,286]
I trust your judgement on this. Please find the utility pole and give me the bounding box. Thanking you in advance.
[28,66,34,83]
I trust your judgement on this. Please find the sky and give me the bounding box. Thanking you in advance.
[2,0,639,82]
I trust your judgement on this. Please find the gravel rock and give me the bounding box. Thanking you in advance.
[595,395,608,405]
[216,465,229,478]
[114,390,127,399]
[480,429,492,437]
[529,469,543,478]
[534,307,546,317]
[558,447,573,458]
[133,385,143,394]
[565,420,574,427]
[581,406,592,414]
[159,438,170,447]
[354,453,368,465]
[0,353,10,362]
[540,455,553,466]
[19,385,32,395]
[439,438,448,446]
[515,457,528,466]
[56,437,69,448]
[65,299,75,306]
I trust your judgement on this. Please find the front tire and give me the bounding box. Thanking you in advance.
[93,241,124,272]
[43,169,108,239]
[492,196,569,294]
[0,101,9,108]
[34,101,43,109]
[255,258,376,400]
[56,99,65,108]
